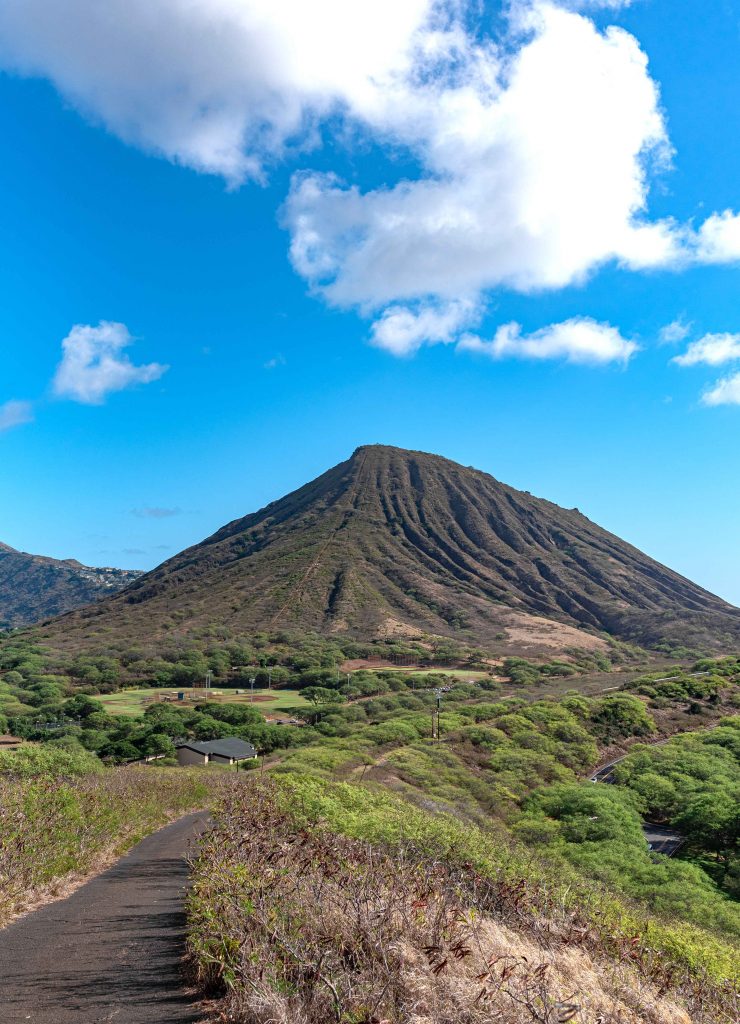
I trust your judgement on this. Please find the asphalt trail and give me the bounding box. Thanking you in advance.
[0,812,209,1023]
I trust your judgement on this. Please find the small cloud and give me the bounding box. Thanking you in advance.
[53,321,168,404]
[659,318,692,345]
[458,318,638,366]
[672,332,740,367]
[131,506,181,519]
[702,372,740,407]
[0,400,33,432]
[371,300,481,357]
[154,544,171,550]
[123,547,146,555]
[694,210,740,264]
[264,354,286,369]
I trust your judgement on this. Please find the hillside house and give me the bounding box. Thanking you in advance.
[176,737,257,767]
[0,734,24,751]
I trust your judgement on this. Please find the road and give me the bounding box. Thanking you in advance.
[642,822,685,857]
[0,812,208,1023]
[589,755,685,857]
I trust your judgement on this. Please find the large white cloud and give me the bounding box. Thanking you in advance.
[287,4,675,314]
[1,0,740,356]
[0,0,437,183]
[458,317,637,364]
[53,321,168,404]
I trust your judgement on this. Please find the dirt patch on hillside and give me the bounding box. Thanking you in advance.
[502,611,609,654]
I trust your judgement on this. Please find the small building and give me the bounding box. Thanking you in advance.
[175,737,257,767]
[0,734,24,750]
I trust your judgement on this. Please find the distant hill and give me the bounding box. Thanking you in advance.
[0,542,143,628]
[39,445,740,653]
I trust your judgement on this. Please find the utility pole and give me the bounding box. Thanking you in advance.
[268,668,273,690]
[432,688,443,743]
[205,670,212,691]
[249,676,256,702]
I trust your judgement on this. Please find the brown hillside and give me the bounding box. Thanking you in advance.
[40,445,740,652]
[0,543,142,628]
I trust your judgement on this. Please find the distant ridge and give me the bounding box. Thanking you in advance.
[41,445,740,652]
[0,543,142,628]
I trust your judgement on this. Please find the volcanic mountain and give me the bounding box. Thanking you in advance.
[41,445,740,653]
[0,542,143,628]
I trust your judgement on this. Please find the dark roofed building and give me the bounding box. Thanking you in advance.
[176,737,257,767]
[0,734,24,750]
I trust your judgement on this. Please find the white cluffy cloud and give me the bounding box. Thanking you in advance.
[702,374,740,407]
[0,1,740,356]
[0,0,436,184]
[286,2,677,326]
[53,321,168,404]
[0,399,33,431]
[670,330,740,408]
[458,317,637,365]
[694,211,740,264]
[285,2,740,348]
[371,300,480,356]
[673,332,740,368]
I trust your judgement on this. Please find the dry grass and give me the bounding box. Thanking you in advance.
[187,780,734,1024]
[0,766,215,929]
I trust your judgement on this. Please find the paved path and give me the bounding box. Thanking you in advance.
[0,812,208,1023]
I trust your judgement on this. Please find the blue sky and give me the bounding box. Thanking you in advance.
[1,0,740,604]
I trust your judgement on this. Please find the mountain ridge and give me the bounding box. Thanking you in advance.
[37,445,740,653]
[0,543,143,628]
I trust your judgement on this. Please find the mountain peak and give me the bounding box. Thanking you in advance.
[41,446,740,654]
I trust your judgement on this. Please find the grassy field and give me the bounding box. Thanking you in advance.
[98,687,309,718]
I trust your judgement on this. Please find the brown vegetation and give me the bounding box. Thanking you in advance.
[187,780,734,1024]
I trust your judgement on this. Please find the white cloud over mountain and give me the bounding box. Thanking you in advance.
[458,317,638,364]
[53,322,168,405]
[1,0,739,356]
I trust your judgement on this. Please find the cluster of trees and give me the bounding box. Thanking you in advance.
[499,651,616,686]
[276,681,740,939]
[0,627,495,703]
[613,719,740,897]
[7,692,320,764]
[2,627,738,942]
[515,778,739,938]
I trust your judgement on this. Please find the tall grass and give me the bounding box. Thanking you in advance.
[187,777,738,1024]
[275,775,738,989]
[0,755,214,927]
